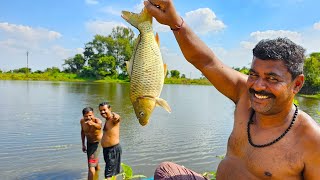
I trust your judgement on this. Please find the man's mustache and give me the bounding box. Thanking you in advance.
[249,88,275,98]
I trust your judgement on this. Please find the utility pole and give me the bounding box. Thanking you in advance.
[26,51,29,75]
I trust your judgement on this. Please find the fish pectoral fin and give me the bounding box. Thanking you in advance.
[155,97,171,113]
[155,32,160,47]
[163,64,167,78]
[126,61,131,78]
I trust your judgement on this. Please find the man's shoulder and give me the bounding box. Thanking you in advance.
[94,117,102,123]
[297,111,320,146]
[80,118,85,123]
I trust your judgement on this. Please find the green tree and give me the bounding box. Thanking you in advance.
[63,54,85,73]
[170,70,180,78]
[83,26,136,79]
[302,52,320,94]
[79,66,95,78]
[233,66,249,75]
[34,70,43,74]
[44,67,60,74]
[13,67,31,73]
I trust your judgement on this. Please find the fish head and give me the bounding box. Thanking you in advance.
[121,8,152,30]
[133,96,156,126]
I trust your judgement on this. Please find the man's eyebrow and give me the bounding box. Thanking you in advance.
[265,72,280,77]
[249,69,255,73]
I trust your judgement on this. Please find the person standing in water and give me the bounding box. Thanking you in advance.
[99,102,122,180]
[80,107,103,180]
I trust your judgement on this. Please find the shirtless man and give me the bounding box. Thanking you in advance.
[144,0,320,179]
[99,102,122,180]
[80,107,103,180]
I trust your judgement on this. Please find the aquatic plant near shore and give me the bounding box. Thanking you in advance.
[111,163,147,180]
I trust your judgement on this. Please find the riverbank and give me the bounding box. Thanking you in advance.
[0,72,211,85]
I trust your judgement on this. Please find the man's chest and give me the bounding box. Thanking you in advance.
[227,128,304,178]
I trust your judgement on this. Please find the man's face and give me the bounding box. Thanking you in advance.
[99,105,110,119]
[246,58,296,114]
[83,111,94,121]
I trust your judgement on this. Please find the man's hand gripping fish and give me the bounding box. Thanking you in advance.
[121,8,171,126]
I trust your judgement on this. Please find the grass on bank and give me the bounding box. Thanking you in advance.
[0,72,211,85]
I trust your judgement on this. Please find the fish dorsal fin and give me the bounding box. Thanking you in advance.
[150,33,160,57]
[155,32,160,47]
[155,97,171,113]
[163,64,167,78]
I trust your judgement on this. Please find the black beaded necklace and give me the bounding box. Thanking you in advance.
[247,104,298,148]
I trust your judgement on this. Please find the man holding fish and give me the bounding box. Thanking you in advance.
[141,0,320,179]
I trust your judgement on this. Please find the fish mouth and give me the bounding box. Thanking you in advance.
[139,120,148,126]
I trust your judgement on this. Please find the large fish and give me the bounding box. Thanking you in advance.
[121,8,171,126]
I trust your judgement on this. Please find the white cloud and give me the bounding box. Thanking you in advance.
[249,30,302,43]
[134,0,145,13]
[0,22,62,43]
[85,20,127,36]
[185,8,226,35]
[240,30,303,50]
[85,0,99,5]
[242,29,320,54]
[0,22,82,71]
[313,22,320,30]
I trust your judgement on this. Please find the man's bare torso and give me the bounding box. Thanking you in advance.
[101,117,120,148]
[81,118,102,143]
[216,98,312,179]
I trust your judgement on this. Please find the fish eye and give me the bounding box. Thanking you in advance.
[139,111,144,117]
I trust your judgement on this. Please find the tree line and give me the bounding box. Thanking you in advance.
[1,26,319,94]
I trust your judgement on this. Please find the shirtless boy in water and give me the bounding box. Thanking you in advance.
[80,107,103,180]
[99,102,122,180]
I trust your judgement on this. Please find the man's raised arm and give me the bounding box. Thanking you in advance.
[144,0,247,103]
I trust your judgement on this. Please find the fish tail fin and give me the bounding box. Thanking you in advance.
[155,97,171,113]
[121,8,152,29]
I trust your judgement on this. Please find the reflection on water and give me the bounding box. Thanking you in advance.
[0,80,319,179]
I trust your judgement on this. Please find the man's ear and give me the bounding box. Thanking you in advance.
[293,74,304,94]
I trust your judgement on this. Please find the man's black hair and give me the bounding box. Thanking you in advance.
[99,102,111,108]
[253,37,306,79]
[82,107,93,115]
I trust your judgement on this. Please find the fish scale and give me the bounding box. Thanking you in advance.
[122,8,171,126]
[130,32,164,101]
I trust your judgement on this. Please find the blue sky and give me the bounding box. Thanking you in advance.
[1,0,320,78]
